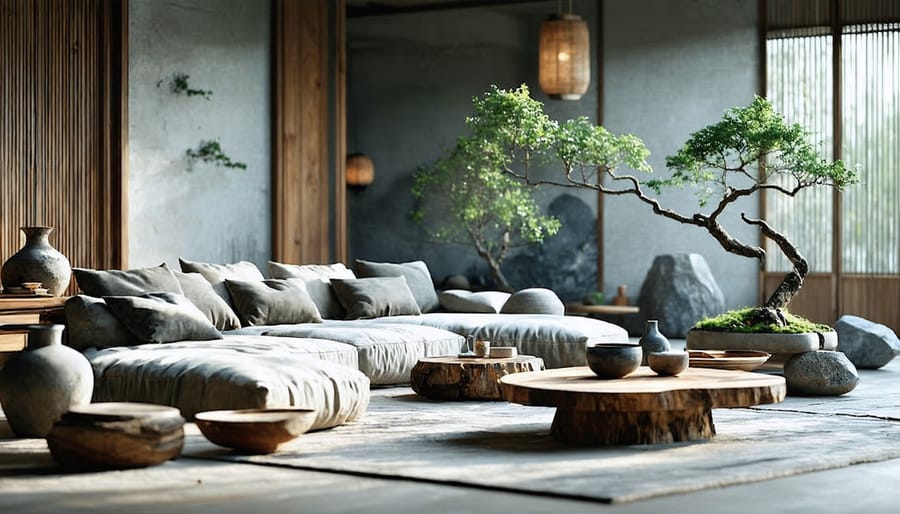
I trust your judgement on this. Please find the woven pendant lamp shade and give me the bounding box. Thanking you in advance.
[346,153,374,186]
[538,14,590,100]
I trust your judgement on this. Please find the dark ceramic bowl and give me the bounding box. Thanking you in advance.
[648,351,689,376]
[585,344,642,379]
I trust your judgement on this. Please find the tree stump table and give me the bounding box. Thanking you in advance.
[501,366,785,445]
[410,355,545,400]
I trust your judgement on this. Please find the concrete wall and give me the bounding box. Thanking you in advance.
[347,0,600,298]
[128,0,271,271]
[602,0,760,312]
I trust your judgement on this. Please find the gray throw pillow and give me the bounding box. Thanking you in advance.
[104,292,224,344]
[439,289,512,313]
[268,261,356,319]
[64,295,139,351]
[331,277,422,320]
[500,288,565,316]
[354,259,439,313]
[179,258,265,308]
[225,278,323,326]
[73,264,183,297]
[173,271,242,331]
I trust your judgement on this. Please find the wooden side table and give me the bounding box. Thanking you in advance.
[410,355,545,401]
[0,296,67,363]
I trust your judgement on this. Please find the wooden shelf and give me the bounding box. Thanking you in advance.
[565,303,639,315]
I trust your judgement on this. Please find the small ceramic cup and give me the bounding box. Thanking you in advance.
[648,351,689,376]
[474,339,491,357]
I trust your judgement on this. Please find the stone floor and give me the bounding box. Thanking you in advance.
[2,342,900,513]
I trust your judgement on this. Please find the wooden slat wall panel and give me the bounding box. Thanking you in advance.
[763,273,835,324]
[840,275,900,332]
[273,0,341,265]
[0,0,126,291]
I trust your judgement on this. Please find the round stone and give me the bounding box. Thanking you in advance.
[783,351,859,396]
[835,315,900,369]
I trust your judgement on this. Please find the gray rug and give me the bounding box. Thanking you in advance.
[192,385,900,504]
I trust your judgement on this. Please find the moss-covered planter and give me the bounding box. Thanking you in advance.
[686,330,838,369]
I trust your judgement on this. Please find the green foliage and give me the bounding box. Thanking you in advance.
[186,140,247,170]
[166,73,213,100]
[693,307,832,334]
[661,96,858,206]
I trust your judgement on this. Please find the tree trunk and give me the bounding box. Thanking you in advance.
[489,262,513,292]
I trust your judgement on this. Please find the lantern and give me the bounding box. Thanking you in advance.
[538,13,590,100]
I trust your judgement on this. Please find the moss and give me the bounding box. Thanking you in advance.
[693,307,832,334]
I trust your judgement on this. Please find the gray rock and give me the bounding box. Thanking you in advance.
[783,351,859,396]
[636,254,725,338]
[834,315,900,369]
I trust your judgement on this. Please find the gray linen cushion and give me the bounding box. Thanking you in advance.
[104,292,223,344]
[173,271,241,331]
[500,288,565,316]
[331,277,422,319]
[268,261,355,319]
[355,259,440,313]
[439,289,511,313]
[73,264,183,297]
[64,295,139,351]
[225,278,323,326]
[178,258,265,308]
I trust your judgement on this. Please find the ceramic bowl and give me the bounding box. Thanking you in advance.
[195,408,317,454]
[585,344,642,379]
[648,351,689,376]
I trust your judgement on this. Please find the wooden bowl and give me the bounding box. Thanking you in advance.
[194,408,317,454]
[585,344,642,379]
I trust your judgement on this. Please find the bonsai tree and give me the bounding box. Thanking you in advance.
[413,85,650,291]
[503,94,858,328]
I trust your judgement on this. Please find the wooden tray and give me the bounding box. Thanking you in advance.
[688,350,772,371]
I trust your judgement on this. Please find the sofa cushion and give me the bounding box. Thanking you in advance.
[439,289,511,313]
[104,292,223,344]
[355,259,440,313]
[65,295,139,351]
[174,271,241,331]
[262,320,464,385]
[87,335,370,429]
[73,264,183,297]
[178,258,265,309]
[500,288,565,316]
[268,261,355,319]
[331,277,422,319]
[225,279,323,326]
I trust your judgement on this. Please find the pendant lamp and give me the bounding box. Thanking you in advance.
[538,2,590,101]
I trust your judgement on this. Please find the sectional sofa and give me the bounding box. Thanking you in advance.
[63,259,629,431]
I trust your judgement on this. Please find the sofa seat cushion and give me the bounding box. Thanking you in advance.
[374,313,629,369]
[261,321,464,385]
[87,335,367,430]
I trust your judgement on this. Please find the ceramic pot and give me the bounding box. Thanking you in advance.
[0,324,93,437]
[640,320,671,365]
[585,344,642,379]
[1,226,71,296]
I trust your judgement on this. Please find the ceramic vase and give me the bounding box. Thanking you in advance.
[1,226,71,296]
[639,320,671,365]
[0,324,93,437]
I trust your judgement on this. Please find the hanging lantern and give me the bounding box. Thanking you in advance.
[346,153,375,187]
[538,13,590,101]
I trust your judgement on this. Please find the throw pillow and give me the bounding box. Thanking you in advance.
[64,295,139,351]
[438,289,512,313]
[500,288,565,316]
[225,278,323,326]
[73,264,183,297]
[268,261,356,319]
[331,276,421,320]
[173,271,242,331]
[178,258,265,307]
[104,292,224,344]
[354,259,439,313]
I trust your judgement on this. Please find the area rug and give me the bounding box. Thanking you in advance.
[190,387,900,504]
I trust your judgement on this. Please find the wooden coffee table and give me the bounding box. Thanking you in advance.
[501,366,785,445]
[411,355,545,400]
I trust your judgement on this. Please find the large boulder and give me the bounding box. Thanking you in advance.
[783,351,859,396]
[834,315,900,369]
[636,254,725,337]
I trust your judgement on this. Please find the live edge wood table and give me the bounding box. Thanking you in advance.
[411,355,545,401]
[501,366,786,446]
[0,296,67,365]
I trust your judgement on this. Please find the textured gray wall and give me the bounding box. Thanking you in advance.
[347,1,600,297]
[602,0,760,311]
[128,0,271,271]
